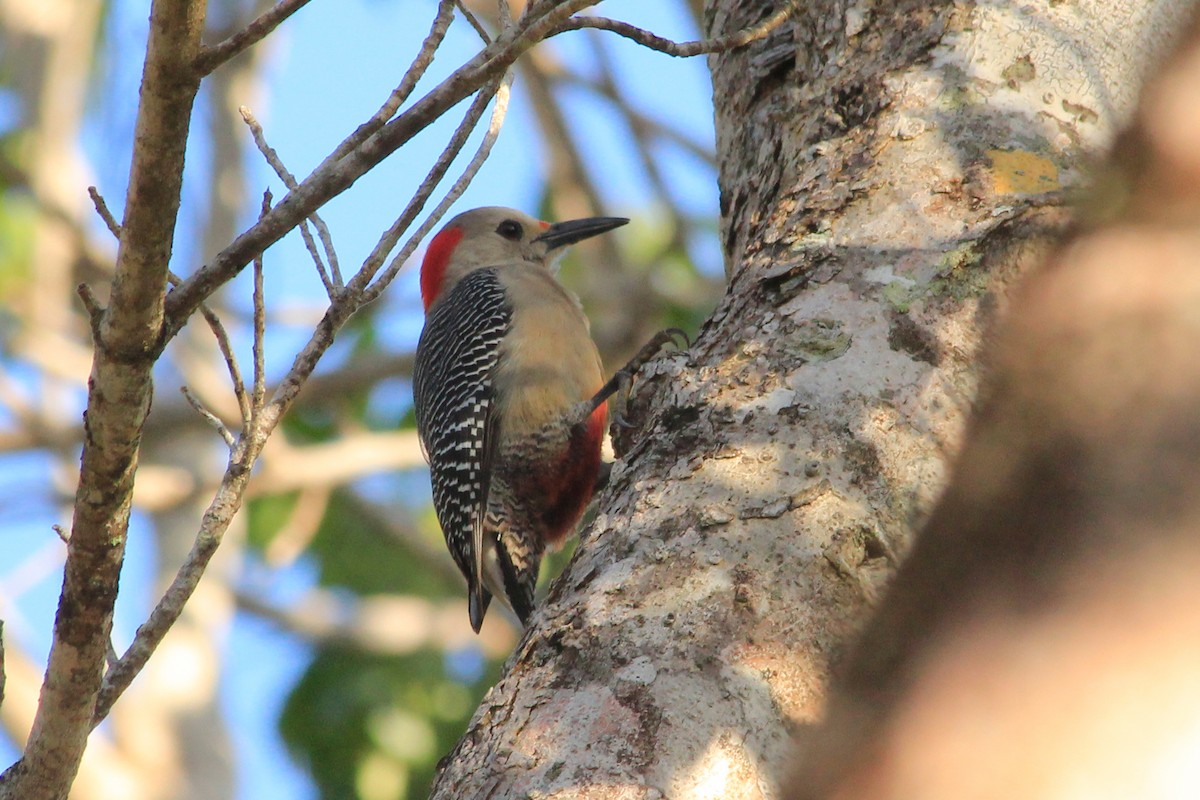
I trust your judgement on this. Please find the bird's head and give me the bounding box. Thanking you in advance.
[419,206,628,310]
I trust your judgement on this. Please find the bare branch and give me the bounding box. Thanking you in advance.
[205,301,252,429]
[3,3,207,796]
[356,79,506,296]
[239,106,340,295]
[365,73,514,303]
[180,386,236,448]
[195,0,317,76]
[249,80,508,435]
[89,190,283,727]
[324,0,458,168]
[552,2,796,57]
[163,0,601,334]
[87,187,121,239]
[92,449,257,726]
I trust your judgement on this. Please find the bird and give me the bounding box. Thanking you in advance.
[413,206,677,633]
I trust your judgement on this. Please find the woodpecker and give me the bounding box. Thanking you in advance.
[413,206,665,633]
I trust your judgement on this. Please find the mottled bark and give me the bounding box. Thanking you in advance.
[791,6,1200,798]
[429,1,1189,798]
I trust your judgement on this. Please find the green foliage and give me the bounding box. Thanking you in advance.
[280,646,502,800]
[247,487,455,599]
[0,194,33,304]
[246,491,300,551]
[255,483,502,800]
[315,491,453,598]
[0,135,34,309]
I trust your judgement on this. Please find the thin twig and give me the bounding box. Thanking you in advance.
[324,0,458,168]
[195,0,316,76]
[366,74,514,303]
[207,300,251,427]
[346,78,505,304]
[254,73,512,441]
[252,192,269,423]
[168,271,251,426]
[93,450,258,725]
[87,186,121,239]
[75,284,105,342]
[51,525,70,544]
[552,2,796,57]
[456,0,491,42]
[180,386,236,447]
[239,106,340,295]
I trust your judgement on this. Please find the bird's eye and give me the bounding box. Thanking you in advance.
[496,220,524,241]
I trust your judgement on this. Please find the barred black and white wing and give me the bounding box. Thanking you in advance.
[413,268,511,632]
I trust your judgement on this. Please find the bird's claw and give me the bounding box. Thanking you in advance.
[613,411,636,429]
[603,328,692,456]
[662,327,691,349]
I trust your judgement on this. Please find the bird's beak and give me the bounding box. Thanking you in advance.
[532,216,628,250]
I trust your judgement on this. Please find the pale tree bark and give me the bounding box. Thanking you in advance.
[791,6,1200,798]
[429,1,1192,798]
[0,10,104,760]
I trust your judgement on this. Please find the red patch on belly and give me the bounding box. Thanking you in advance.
[541,402,606,544]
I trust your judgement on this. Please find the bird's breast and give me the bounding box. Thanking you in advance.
[493,269,603,437]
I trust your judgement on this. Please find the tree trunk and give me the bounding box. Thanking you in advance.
[427,0,1189,796]
[789,5,1200,797]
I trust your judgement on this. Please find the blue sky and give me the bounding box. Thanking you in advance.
[0,2,717,797]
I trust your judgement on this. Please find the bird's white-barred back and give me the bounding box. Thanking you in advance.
[413,267,512,579]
